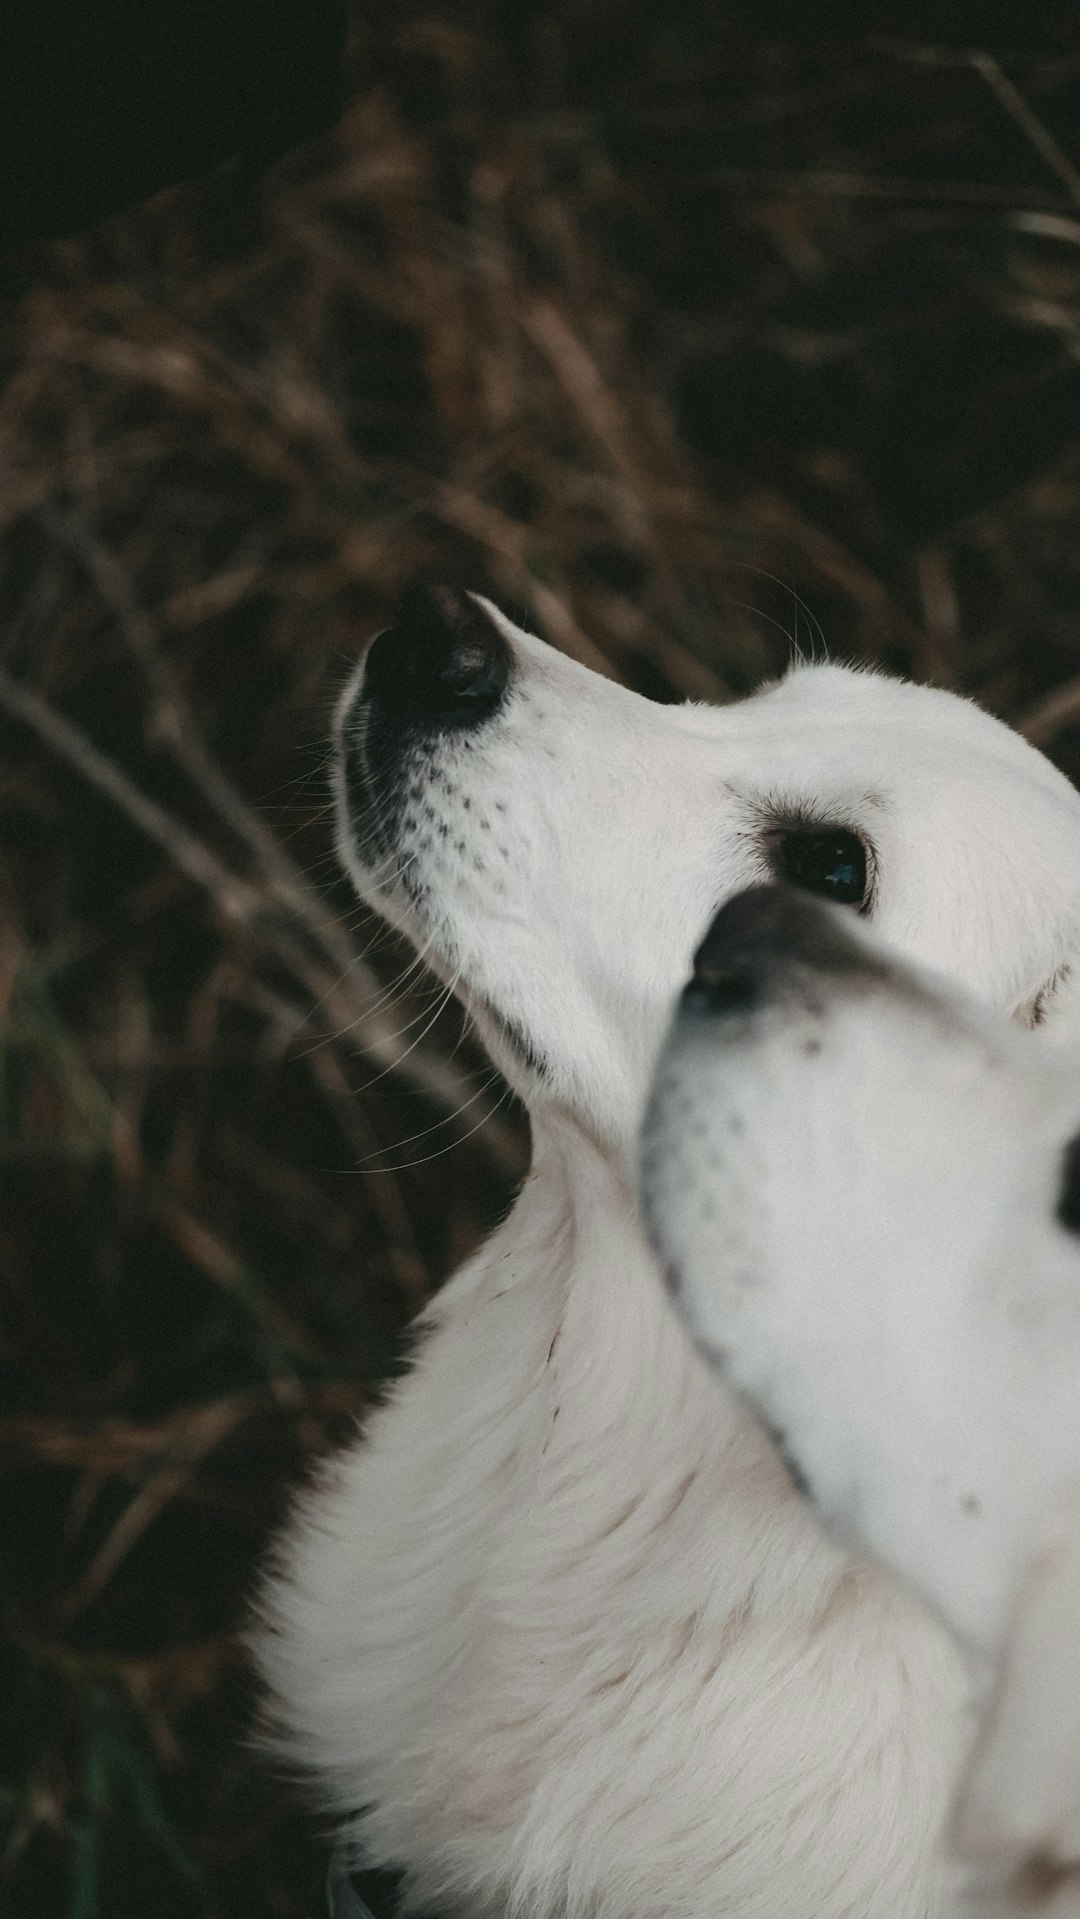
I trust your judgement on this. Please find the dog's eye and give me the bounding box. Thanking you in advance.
[773,829,868,909]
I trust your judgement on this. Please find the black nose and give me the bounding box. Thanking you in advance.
[688,884,882,1014]
[361,585,512,732]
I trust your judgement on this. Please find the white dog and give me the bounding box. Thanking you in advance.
[642,885,1080,1915]
[254,586,1080,1919]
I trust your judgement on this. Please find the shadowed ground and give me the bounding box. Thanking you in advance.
[2,10,1080,1915]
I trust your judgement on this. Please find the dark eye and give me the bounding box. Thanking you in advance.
[773,828,869,909]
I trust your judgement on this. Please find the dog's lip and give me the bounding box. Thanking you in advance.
[338,718,549,1076]
[338,703,402,875]
[475,997,548,1079]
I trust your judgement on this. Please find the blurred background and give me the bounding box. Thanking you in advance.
[3,7,1080,1915]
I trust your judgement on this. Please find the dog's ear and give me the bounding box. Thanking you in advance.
[952,1477,1080,1879]
[1030,956,1080,1048]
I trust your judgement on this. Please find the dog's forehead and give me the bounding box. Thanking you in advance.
[509,634,1077,825]
[673,663,1080,833]
[742,664,1064,781]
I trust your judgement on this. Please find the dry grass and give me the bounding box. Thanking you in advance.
[2,11,1080,1915]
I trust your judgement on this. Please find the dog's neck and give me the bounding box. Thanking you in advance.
[428,1102,841,1647]
[517,1106,646,1297]
[530,1106,636,1220]
[453,1104,738,1457]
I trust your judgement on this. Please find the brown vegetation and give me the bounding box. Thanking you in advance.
[2,11,1080,1915]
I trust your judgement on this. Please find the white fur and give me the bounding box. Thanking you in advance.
[641,903,1080,1911]
[255,602,1080,1918]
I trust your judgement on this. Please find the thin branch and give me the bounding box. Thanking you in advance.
[875,40,1080,208]
[45,1383,366,1624]
[0,1383,367,1477]
[0,666,258,922]
[0,664,499,1129]
[970,53,1080,207]
[36,506,360,979]
[673,167,1075,213]
[1017,674,1080,747]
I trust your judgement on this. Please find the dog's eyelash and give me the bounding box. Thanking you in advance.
[751,789,860,830]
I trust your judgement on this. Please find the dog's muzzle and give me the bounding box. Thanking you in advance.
[337,585,513,870]
[682,883,888,1022]
[345,583,511,746]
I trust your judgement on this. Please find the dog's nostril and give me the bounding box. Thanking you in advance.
[362,584,511,732]
[684,966,761,1015]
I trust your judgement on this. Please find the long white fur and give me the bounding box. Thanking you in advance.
[641,903,1080,1912]
[255,601,1080,1918]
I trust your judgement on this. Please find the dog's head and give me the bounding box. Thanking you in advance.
[640,886,1080,1891]
[335,586,1080,1149]
[640,883,1080,1654]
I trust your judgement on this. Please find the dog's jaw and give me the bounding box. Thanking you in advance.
[333,661,557,1104]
